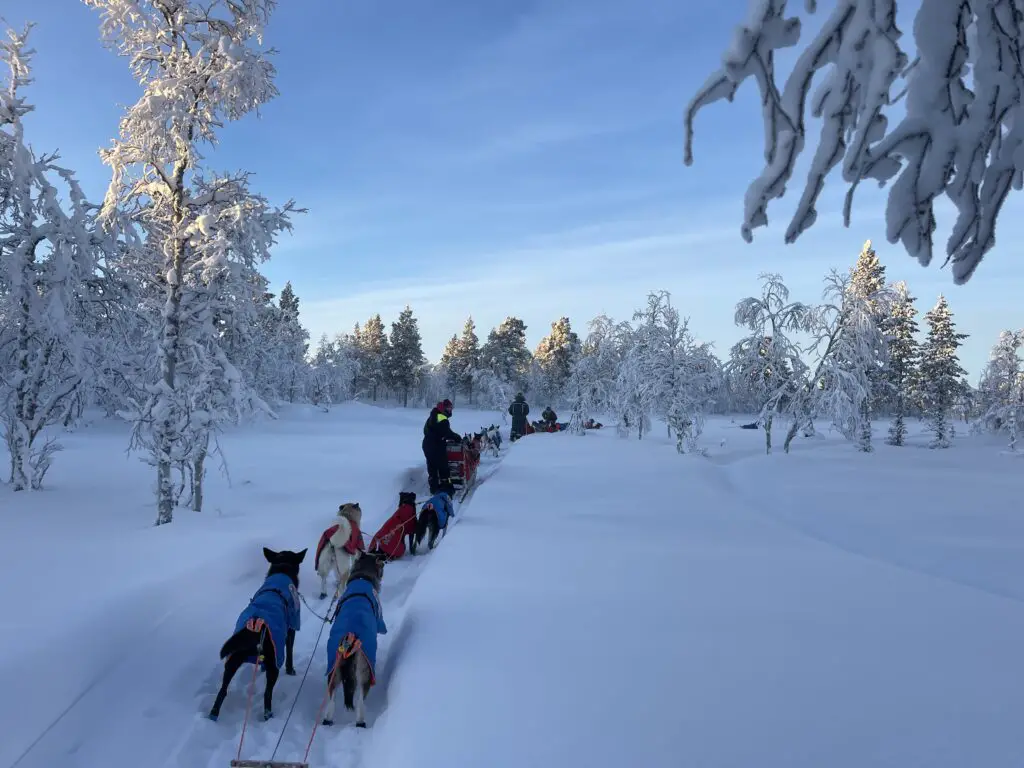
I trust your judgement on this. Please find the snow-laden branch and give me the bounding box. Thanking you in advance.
[686,0,1024,283]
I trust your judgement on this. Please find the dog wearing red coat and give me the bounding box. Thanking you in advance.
[368,492,418,561]
[315,502,364,599]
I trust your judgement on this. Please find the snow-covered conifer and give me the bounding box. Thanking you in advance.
[847,240,890,424]
[918,296,968,449]
[274,282,310,402]
[685,0,1024,284]
[356,314,389,401]
[85,0,298,524]
[977,330,1024,450]
[534,317,581,403]
[385,306,426,407]
[885,282,920,446]
[479,316,532,392]
[727,273,811,453]
[0,26,100,490]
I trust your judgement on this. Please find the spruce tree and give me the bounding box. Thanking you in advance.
[918,296,968,449]
[534,317,581,401]
[885,281,920,446]
[846,240,889,447]
[385,306,426,407]
[359,314,390,401]
[456,317,480,403]
[479,316,532,389]
[276,282,310,402]
[977,330,1024,450]
[439,334,461,399]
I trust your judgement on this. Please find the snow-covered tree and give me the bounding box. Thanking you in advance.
[783,270,889,453]
[86,0,298,524]
[274,282,309,402]
[385,306,425,406]
[685,0,1024,284]
[885,281,920,446]
[440,317,480,403]
[727,273,811,453]
[976,330,1024,450]
[356,314,389,401]
[0,26,100,490]
[479,316,532,391]
[918,296,968,449]
[571,314,632,420]
[308,333,358,409]
[847,240,890,422]
[666,327,722,454]
[534,317,580,403]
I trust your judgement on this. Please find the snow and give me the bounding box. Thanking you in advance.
[2,405,1023,768]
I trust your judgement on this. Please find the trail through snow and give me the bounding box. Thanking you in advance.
[7,439,503,768]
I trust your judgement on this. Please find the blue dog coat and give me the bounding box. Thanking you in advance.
[424,491,456,528]
[327,578,387,677]
[234,572,301,669]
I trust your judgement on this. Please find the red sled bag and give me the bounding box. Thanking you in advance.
[369,492,418,560]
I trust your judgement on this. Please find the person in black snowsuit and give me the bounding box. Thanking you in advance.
[422,399,460,494]
[542,406,557,426]
[508,392,530,441]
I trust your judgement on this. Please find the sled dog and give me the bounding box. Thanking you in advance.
[324,552,388,728]
[209,547,306,722]
[315,502,363,599]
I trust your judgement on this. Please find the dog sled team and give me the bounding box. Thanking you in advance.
[209,397,571,738]
[211,486,458,731]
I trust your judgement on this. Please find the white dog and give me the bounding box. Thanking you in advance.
[314,502,363,600]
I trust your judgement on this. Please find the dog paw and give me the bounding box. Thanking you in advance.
[356,721,367,728]
[208,712,219,722]
[263,709,273,721]
[322,718,334,726]
[285,667,296,676]
[319,593,327,599]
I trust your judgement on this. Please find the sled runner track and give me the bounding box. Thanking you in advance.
[159,451,505,768]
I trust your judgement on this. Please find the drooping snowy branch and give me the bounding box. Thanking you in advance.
[685,0,1024,283]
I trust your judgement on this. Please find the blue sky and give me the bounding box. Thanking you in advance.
[6,0,1023,378]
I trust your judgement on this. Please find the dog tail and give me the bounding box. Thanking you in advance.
[338,634,361,711]
[341,657,356,711]
[220,625,263,660]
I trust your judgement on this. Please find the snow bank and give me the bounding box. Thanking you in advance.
[363,425,1024,768]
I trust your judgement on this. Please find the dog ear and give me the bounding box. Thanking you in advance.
[263,547,277,562]
[295,548,308,563]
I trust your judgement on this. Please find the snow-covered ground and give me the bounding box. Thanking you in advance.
[2,405,1022,768]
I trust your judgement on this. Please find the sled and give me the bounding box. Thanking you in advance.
[446,439,480,500]
[231,761,308,768]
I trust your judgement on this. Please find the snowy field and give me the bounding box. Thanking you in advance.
[2,404,1023,768]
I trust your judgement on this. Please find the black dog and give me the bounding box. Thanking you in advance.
[410,487,456,554]
[209,547,306,722]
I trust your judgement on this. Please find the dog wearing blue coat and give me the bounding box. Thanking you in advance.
[323,551,388,728]
[209,547,305,722]
[410,486,456,554]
